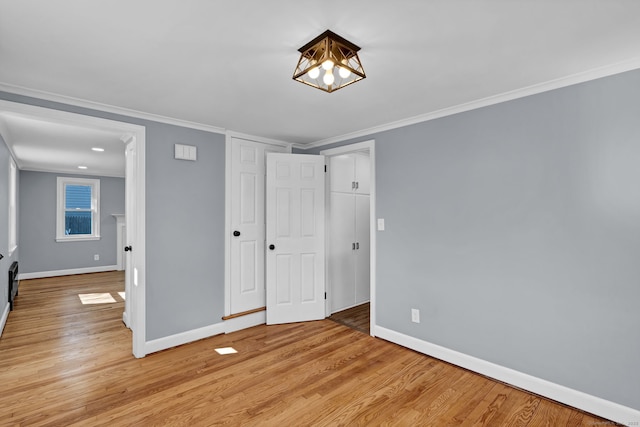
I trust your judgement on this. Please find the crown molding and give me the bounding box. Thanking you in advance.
[225,130,292,148]
[0,82,227,135]
[298,57,640,150]
[3,56,640,150]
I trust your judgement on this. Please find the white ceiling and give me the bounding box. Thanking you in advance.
[1,1,640,175]
[0,110,126,177]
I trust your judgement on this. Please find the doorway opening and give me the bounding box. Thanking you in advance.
[321,140,376,336]
[0,100,146,357]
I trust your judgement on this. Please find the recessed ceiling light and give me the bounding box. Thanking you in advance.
[78,166,88,169]
[91,147,105,152]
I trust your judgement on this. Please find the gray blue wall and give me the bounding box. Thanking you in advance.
[18,171,124,273]
[303,69,640,410]
[0,91,226,341]
[2,67,639,411]
[144,123,225,339]
[0,132,19,311]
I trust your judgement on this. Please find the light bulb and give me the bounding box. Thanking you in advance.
[322,59,334,70]
[308,67,320,79]
[338,67,351,79]
[323,69,335,85]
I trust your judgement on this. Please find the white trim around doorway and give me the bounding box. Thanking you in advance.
[320,140,376,336]
[0,99,147,358]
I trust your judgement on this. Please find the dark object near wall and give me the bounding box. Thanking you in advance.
[8,261,18,310]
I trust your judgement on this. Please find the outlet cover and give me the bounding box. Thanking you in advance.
[411,308,420,323]
[94,254,99,261]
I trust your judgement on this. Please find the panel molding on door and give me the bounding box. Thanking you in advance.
[266,153,325,325]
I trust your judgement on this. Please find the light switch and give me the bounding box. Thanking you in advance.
[174,144,185,159]
[377,218,385,231]
[175,144,197,161]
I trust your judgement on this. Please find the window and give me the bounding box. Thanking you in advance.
[56,177,100,242]
[8,158,17,254]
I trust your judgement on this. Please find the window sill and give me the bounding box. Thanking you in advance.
[56,236,101,243]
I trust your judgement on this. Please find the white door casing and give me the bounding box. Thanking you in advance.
[229,137,288,314]
[266,153,325,325]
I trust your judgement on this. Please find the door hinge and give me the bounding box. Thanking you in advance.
[324,292,327,300]
[324,165,327,172]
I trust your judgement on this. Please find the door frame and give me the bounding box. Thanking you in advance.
[0,100,147,357]
[321,140,376,336]
[224,132,291,319]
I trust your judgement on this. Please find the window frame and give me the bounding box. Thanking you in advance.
[8,158,17,255]
[56,176,101,242]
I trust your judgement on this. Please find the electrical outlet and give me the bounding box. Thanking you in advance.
[94,254,99,261]
[411,308,420,323]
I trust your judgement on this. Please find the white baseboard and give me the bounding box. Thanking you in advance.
[0,302,9,337]
[373,326,640,425]
[224,310,266,334]
[145,322,226,355]
[18,265,119,280]
[144,311,267,355]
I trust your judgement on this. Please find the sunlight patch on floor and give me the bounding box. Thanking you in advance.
[78,293,117,304]
[118,292,125,300]
[215,347,238,355]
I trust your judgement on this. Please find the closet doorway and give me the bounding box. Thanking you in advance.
[321,140,376,335]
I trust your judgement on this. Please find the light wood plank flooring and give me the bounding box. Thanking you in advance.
[0,272,616,426]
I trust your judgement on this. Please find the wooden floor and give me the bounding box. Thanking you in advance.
[329,302,370,334]
[0,272,615,426]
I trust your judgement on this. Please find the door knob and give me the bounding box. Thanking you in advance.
[269,244,275,250]
[124,246,132,252]
[233,230,241,237]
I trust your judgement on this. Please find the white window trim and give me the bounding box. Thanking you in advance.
[56,176,101,242]
[8,158,17,255]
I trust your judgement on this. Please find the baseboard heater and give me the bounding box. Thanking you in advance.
[8,261,19,310]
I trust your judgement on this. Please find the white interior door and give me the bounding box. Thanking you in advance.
[266,153,325,324]
[355,194,370,303]
[123,139,136,329]
[230,138,288,314]
[329,192,355,312]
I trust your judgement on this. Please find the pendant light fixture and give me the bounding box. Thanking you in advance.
[293,30,366,93]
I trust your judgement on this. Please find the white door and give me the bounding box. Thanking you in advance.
[266,153,325,324]
[329,192,355,312]
[354,194,370,303]
[123,139,136,329]
[229,138,288,314]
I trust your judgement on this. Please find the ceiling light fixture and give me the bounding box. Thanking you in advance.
[78,166,87,169]
[293,30,365,93]
[91,147,105,152]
